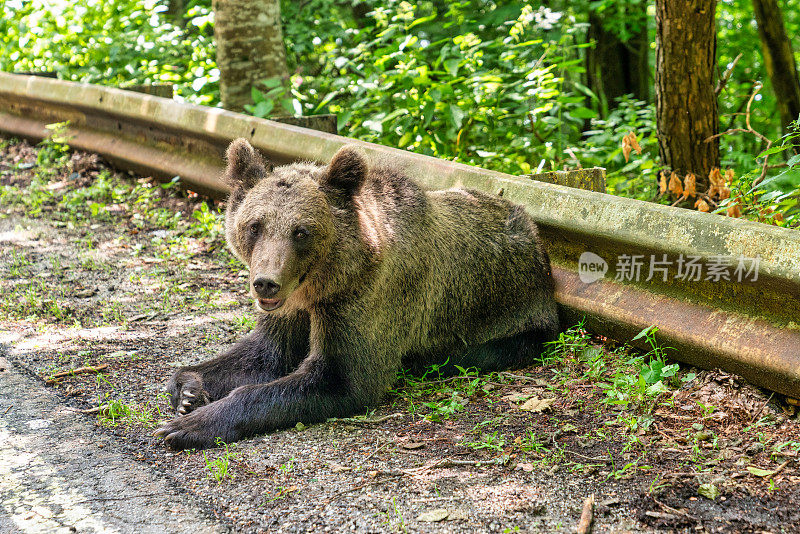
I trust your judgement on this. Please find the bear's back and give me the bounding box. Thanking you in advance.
[352,171,553,355]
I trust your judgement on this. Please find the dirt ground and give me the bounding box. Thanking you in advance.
[1,136,799,533]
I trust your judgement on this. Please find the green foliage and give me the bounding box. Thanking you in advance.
[576,96,659,198]
[282,0,595,175]
[190,201,223,238]
[96,394,164,427]
[204,438,237,482]
[3,0,797,218]
[392,360,488,421]
[719,122,800,226]
[466,431,506,452]
[0,0,218,104]
[602,325,686,410]
[542,319,606,381]
[36,122,71,168]
[244,77,295,118]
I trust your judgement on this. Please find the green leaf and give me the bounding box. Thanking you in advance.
[313,91,338,113]
[261,77,283,89]
[251,86,264,104]
[89,202,104,217]
[757,144,792,158]
[747,466,776,477]
[251,100,273,118]
[787,153,800,168]
[421,101,435,128]
[449,105,465,130]
[645,381,669,396]
[443,58,460,77]
[380,108,407,124]
[632,325,656,341]
[569,106,597,119]
[698,483,720,500]
[573,82,599,103]
[750,168,800,192]
[407,13,436,29]
[281,98,296,115]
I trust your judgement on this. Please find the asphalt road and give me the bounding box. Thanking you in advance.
[0,350,228,534]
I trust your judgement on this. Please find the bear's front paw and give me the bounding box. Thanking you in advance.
[166,371,210,416]
[153,405,234,450]
[175,384,210,416]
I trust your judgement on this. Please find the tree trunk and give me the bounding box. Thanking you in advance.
[752,0,800,135]
[213,0,289,112]
[586,11,650,115]
[655,0,720,190]
[166,0,185,28]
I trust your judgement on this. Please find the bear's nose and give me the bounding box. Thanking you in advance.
[253,277,281,298]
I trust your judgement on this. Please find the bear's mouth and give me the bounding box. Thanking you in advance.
[257,298,285,311]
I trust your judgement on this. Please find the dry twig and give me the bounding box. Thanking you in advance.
[766,459,792,481]
[705,82,771,186]
[46,364,108,384]
[363,440,392,462]
[750,392,775,423]
[715,53,743,96]
[577,493,595,534]
[403,455,510,477]
[327,413,403,425]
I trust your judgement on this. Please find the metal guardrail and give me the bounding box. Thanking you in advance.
[1,72,798,397]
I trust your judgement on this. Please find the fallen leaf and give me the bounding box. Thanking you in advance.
[400,442,425,450]
[621,132,642,163]
[708,167,724,198]
[520,397,555,412]
[747,466,775,477]
[659,172,668,194]
[502,391,534,403]
[668,172,683,196]
[694,199,710,213]
[683,173,696,198]
[417,509,449,522]
[727,200,742,218]
[328,463,351,473]
[445,509,470,521]
[515,462,534,472]
[698,483,720,500]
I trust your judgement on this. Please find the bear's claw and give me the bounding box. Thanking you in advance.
[153,407,229,450]
[166,374,210,417]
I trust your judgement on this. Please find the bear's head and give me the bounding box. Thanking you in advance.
[222,138,367,312]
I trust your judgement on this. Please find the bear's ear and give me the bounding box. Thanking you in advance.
[321,146,367,195]
[223,138,271,190]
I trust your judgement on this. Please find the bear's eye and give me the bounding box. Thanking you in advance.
[248,222,260,236]
[293,226,310,240]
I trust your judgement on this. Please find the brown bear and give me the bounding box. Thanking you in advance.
[154,139,558,449]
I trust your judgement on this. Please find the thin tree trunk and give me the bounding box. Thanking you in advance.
[166,0,185,28]
[655,0,719,190]
[752,0,800,135]
[213,0,289,112]
[586,11,650,115]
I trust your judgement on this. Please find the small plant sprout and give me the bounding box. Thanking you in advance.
[204,438,237,483]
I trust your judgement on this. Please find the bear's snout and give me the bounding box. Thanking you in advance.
[252,276,287,312]
[252,277,280,298]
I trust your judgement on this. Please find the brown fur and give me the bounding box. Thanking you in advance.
[155,139,558,449]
